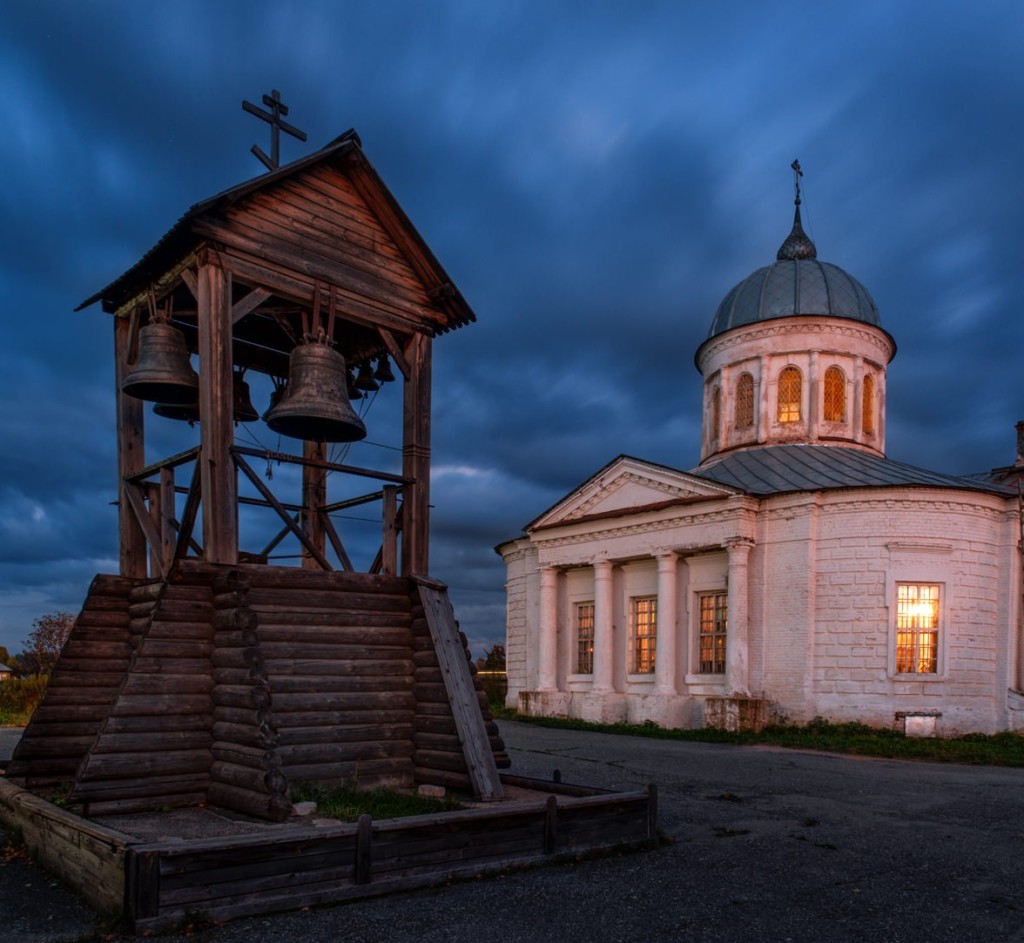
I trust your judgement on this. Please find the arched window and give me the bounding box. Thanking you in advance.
[862,374,875,435]
[735,373,754,429]
[711,386,721,439]
[823,366,846,422]
[777,367,801,423]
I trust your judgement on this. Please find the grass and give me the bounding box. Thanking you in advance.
[490,706,1024,766]
[290,781,464,821]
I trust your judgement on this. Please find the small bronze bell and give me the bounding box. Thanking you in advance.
[154,372,258,424]
[266,342,366,442]
[122,322,198,404]
[354,361,379,392]
[374,355,396,383]
[347,368,363,401]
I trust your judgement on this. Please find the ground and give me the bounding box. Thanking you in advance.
[2,723,1023,942]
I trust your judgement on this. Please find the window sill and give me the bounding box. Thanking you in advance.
[889,672,946,682]
[625,673,656,683]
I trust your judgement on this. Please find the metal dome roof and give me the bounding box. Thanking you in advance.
[708,175,881,339]
[708,257,882,337]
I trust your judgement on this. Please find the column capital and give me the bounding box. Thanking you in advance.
[724,537,755,554]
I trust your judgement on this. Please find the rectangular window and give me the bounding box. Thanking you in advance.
[631,597,657,674]
[698,592,728,674]
[575,602,594,674]
[896,583,939,674]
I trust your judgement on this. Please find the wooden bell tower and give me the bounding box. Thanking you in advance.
[8,128,508,817]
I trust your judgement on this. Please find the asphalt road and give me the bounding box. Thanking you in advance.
[2,722,1023,943]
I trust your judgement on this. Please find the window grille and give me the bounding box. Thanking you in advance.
[862,375,875,435]
[698,591,728,674]
[896,583,939,674]
[735,373,754,428]
[824,366,846,422]
[631,597,657,674]
[575,602,594,674]
[777,367,801,423]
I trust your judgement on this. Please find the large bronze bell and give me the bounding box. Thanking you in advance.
[266,341,366,442]
[122,322,198,404]
[153,373,259,424]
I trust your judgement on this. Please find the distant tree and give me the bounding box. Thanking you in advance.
[22,612,75,675]
[482,643,506,672]
[0,645,10,667]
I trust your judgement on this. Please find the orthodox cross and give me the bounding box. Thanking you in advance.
[791,159,804,204]
[242,89,308,171]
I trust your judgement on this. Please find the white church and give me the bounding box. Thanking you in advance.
[498,177,1024,736]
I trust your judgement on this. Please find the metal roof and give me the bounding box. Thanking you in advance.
[691,445,1015,497]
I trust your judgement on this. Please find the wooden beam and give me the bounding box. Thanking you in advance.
[301,440,327,570]
[377,328,410,379]
[401,333,431,576]
[233,452,331,571]
[174,459,202,562]
[231,287,272,325]
[197,259,238,563]
[416,580,503,800]
[381,485,398,577]
[122,482,166,580]
[114,317,148,578]
[320,512,354,572]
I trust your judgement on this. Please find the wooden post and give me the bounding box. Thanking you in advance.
[159,466,176,573]
[114,316,148,578]
[401,333,431,576]
[301,440,327,569]
[197,259,238,564]
[381,485,398,576]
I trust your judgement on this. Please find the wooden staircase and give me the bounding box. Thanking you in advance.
[6,575,138,789]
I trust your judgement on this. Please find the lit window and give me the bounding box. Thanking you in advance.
[631,597,657,674]
[777,367,801,423]
[862,375,875,435]
[575,602,594,674]
[896,583,939,674]
[735,373,754,429]
[824,366,846,422]
[698,592,728,674]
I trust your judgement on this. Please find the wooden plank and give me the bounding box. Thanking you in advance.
[122,482,166,579]
[415,581,502,800]
[355,815,372,885]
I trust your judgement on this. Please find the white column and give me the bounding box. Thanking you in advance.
[538,567,558,692]
[725,539,755,694]
[592,560,615,692]
[654,553,678,695]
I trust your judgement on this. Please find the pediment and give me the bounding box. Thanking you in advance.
[528,456,738,530]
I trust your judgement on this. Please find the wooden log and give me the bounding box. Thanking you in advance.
[256,642,412,660]
[212,590,248,610]
[270,709,414,728]
[129,638,213,659]
[213,684,271,710]
[213,569,251,594]
[261,658,412,677]
[246,589,410,611]
[93,729,212,753]
[212,647,264,670]
[129,583,166,603]
[279,757,412,785]
[206,782,291,822]
[412,732,464,753]
[213,666,263,686]
[412,650,439,668]
[275,723,414,746]
[131,657,214,675]
[212,608,258,632]
[277,740,414,765]
[110,692,214,715]
[269,691,415,712]
[78,748,210,778]
[213,629,259,649]
[262,677,412,695]
[254,623,412,644]
[121,674,212,696]
[412,766,472,791]
[144,621,217,641]
[412,749,468,774]
[211,742,280,770]
[238,566,407,592]
[212,706,271,727]
[104,713,212,734]
[211,721,278,749]
[211,760,288,795]
[85,792,207,817]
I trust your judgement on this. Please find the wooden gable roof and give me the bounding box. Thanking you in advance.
[78,131,474,372]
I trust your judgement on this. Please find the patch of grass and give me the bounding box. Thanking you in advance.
[499,712,1024,766]
[290,781,464,822]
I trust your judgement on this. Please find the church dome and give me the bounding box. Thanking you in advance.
[708,193,880,338]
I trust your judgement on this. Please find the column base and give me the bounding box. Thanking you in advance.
[574,692,628,725]
[626,693,688,728]
[518,690,572,718]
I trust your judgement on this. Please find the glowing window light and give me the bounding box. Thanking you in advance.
[896,584,939,673]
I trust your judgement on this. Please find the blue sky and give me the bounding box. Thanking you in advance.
[3,1,1024,657]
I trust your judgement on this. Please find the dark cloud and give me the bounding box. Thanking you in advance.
[2,1,1024,653]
